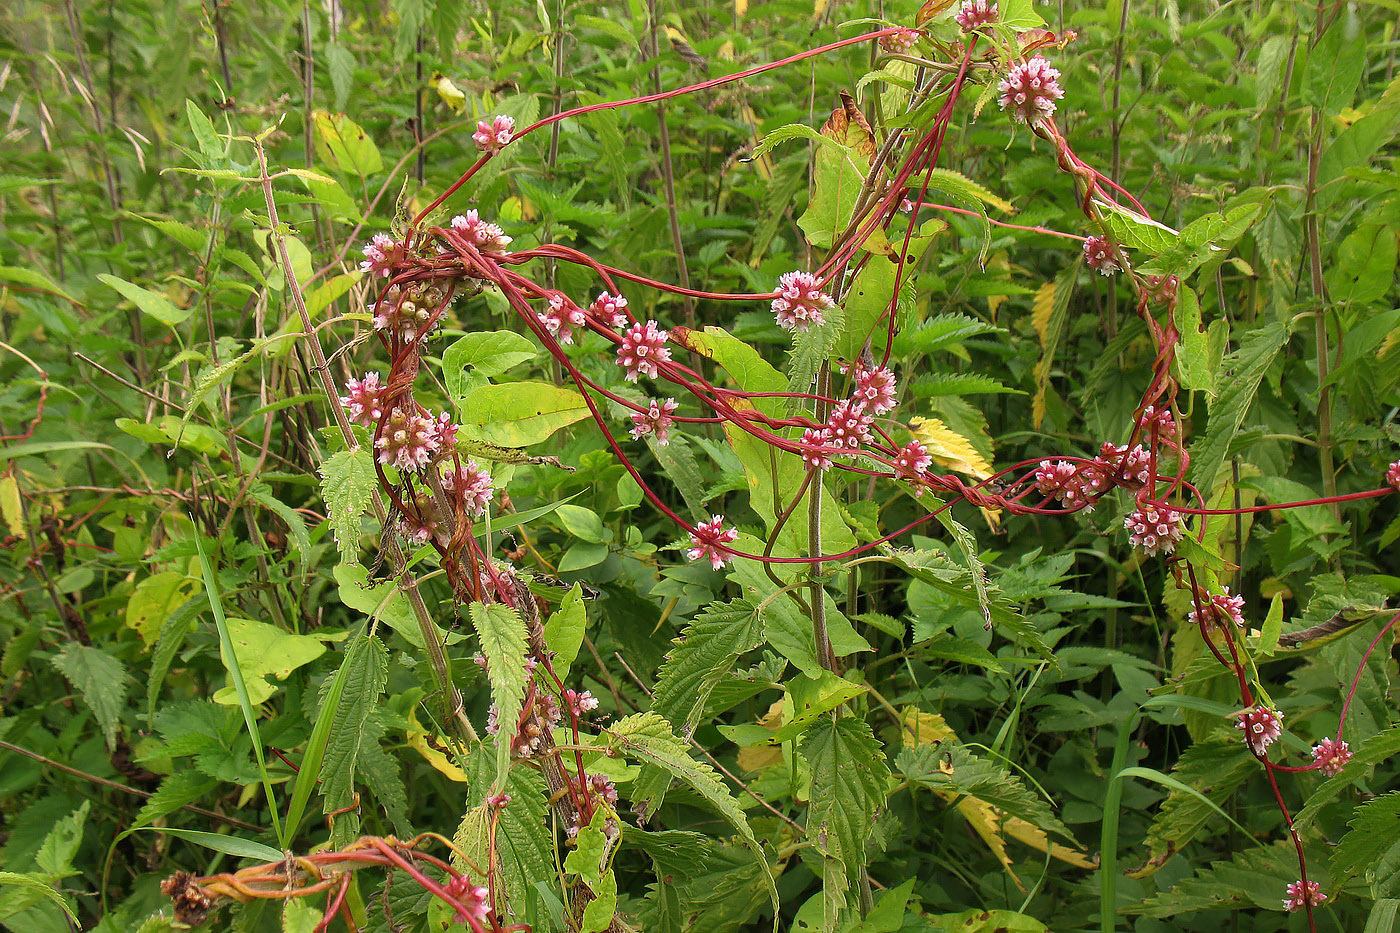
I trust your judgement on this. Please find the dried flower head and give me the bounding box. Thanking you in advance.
[1083,235,1121,275]
[630,398,679,445]
[616,320,671,381]
[687,515,738,570]
[1123,502,1184,555]
[772,271,836,331]
[473,114,516,152]
[1310,737,1352,776]
[954,0,998,31]
[997,56,1064,125]
[1236,704,1284,756]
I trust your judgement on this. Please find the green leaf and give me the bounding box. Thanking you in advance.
[184,99,223,164]
[802,717,890,929]
[1325,223,1398,304]
[325,42,356,110]
[607,712,778,924]
[469,601,530,788]
[1131,740,1257,877]
[899,744,1072,841]
[50,646,129,747]
[34,801,89,878]
[1303,23,1364,114]
[1093,200,1181,257]
[785,307,845,413]
[147,596,204,715]
[151,828,283,862]
[1332,791,1400,897]
[212,618,327,706]
[333,563,444,649]
[317,634,388,846]
[442,330,538,397]
[125,571,197,646]
[770,673,867,743]
[248,484,311,564]
[1189,321,1289,493]
[320,449,377,561]
[97,273,191,326]
[312,110,383,178]
[1127,840,1314,916]
[0,265,78,303]
[0,872,78,924]
[457,382,590,447]
[1295,727,1400,829]
[651,599,765,739]
[922,167,1015,213]
[132,772,218,831]
[542,584,586,678]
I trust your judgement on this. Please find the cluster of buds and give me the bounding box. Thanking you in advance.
[486,686,562,759]
[997,56,1064,126]
[687,515,739,570]
[1123,502,1184,555]
[589,292,631,328]
[563,688,600,718]
[360,233,406,278]
[1386,458,1400,490]
[799,365,899,472]
[565,771,620,837]
[1310,736,1352,776]
[374,408,456,471]
[442,875,492,925]
[373,283,449,345]
[892,440,934,493]
[630,398,679,445]
[954,0,998,31]
[1283,879,1326,913]
[878,27,920,53]
[1187,586,1245,631]
[473,114,516,152]
[1082,235,1121,276]
[1236,704,1283,756]
[771,271,836,331]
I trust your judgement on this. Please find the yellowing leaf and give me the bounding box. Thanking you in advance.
[985,252,1012,318]
[733,0,747,17]
[1031,280,1056,347]
[813,0,829,19]
[430,73,466,112]
[1003,815,1098,869]
[899,707,956,746]
[126,571,197,646]
[0,474,23,539]
[407,729,469,781]
[909,416,993,479]
[212,618,326,706]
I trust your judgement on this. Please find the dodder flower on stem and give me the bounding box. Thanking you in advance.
[442,460,494,516]
[1188,586,1245,630]
[997,56,1064,126]
[450,211,512,250]
[893,440,933,491]
[1138,404,1176,440]
[1310,737,1352,776]
[359,233,405,278]
[616,321,671,381]
[800,427,834,471]
[1283,880,1326,913]
[853,365,898,414]
[341,373,387,429]
[374,409,444,471]
[826,400,874,450]
[954,0,998,31]
[1083,235,1121,275]
[630,398,678,445]
[373,291,434,344]
[1123,502,1183,555]
[472,114,515,152]
[542,293,587,344]
[443,876,491,924]
[1386,458,1400,491]
[1035,460,1105,510]
[1236,705,1283,756]
[878,28,920,53]
[687,515,738,570]
[772,271,835,331]
[589,292,630,328]
[1096,442,1151,489]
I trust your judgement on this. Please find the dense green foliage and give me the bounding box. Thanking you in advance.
[0,1,1397,931]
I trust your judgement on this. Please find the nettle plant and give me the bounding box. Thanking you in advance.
[161,5,1398,933]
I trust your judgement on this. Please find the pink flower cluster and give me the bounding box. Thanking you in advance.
[399,490,446,546]
[442,460,494,516]
[486,687,561,759]
[373,289,435,344]
[997,56,1064,125]
[473,114,515,152]
[341,373,388,428]
[450,210,512,251]
[1123,502,1183,555]
[878,28,919,53]
[1187,586,1245,630]
[373,408,454,471]
[359,233,405,278]
[1236,704,1283,756]
[589,292,630,328]
[1035,459,1106,510]
[443,875,491,924]
[1283,879,1325,913]
[563,688,600,718]
[630,398,678,445]
[1310,736,1352,776]
[1083,235,1121,275]
[954,0,998,31]
[687,515,738,570]
[542,292,587,344]
[1138,404,1176,440]
[771,271,836,331]
[1097,442,1152,489]
[893,440,934,492]
[802,427,834,471]
[799,366,898,471]
[616,321,671,381]
[1387,458,1400,490]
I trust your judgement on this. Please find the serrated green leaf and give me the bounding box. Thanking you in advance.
[469,601,530,788]
[50,646,129,748]
[319,449,376,562]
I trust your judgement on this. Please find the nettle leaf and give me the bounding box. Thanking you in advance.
[125,571,197,646]
[50,646,130,747]
[651,599,765,738]
[1332,791,1400,897]
[459,743,556,929]
[1127,840,1314,917]
[34,800,90,878]
[319,449,376,562]
[1130,739,1255,877]
[0,871,78,924]
[132,771,217,832]
[1092,200,1181,257]
[607,712,778,923]
[785,306,846,413]
[797,95,881,251]
[802,717,891,930]
[468,601,530,787]
[1189,321,1289,492]
[319,634,388,846]
[898,744,1072,842]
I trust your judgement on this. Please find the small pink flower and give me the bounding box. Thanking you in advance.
[589,292,630,328]
[1123,502,1183,555]
[449,210,512,250]
[341,373,388,429]
[616,320,671,381]
[878,28,919,53]
[1036,460,1106,510]
[1385,459,1400,491]
[893,440,933,494]
[1145,274,1179,307]
[487,792,511,809]
[771,271,835,331]
[954,0,998,31]
[374,409,442,471]
[997,56,1064,125]
[399,491,446,546]
[473,114,516,152]
[442,460,494,516]
[1236,705,1283,756]
[1138,404,1176,440]
[825,400,874,451]
[1083,235,1121,275]
[1283,879,1325,913]
[687,515,738,570]
[1310,737,1352,776]
[587,772,618,806]
[443,875,491,923]
[564,689,600,717]
[1097,442,1151,489]
[800,427,834,471]
[541,292,587,344]
[630,398,679,445]
[852,365,898,415]
[1188,586,1245,630]
[359,233,405,278]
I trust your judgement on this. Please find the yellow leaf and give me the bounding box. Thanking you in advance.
[1031,281,1056,347]
[1002,816,1098,869]
[908,416,993,479]
[734,0,747,16]
[985,252,1011,318]
[0,474,23,539]
[813,0,830,19]
[899,707,956,746]
[407,727,469,781]
[429,73,466,112]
